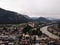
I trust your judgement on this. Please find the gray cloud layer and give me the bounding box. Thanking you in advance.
[0,0,60,18]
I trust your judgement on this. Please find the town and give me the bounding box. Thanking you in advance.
[0,22,60,45]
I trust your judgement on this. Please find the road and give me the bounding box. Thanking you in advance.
[40,26,60,39]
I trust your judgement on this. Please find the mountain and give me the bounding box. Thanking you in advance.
[0,8,30,24]
[53,19,60,23]
[46,17,60,23]
[34,17,51,22]
[23,15,30,19]
[31,17,38,20]
[0,8,59,24]
[46,17,56,20]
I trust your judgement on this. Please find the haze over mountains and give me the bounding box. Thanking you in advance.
[0,8,59,24]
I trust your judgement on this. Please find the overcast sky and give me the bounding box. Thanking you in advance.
[0,0,60,18]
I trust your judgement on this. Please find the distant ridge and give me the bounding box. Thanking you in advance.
[34,17,51,22]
